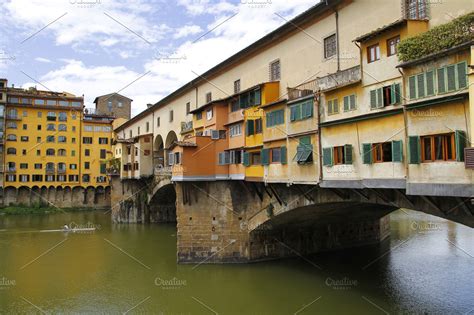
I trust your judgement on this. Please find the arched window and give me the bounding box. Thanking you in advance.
[58,124,67,131]
[58,112,67,121]
[6,134,17,141]
[47,124,56,131]
[6,148,16,155]
[46,148,55,156]
[7,162,15,171]
[6,122,17,129]
[58,136,66,143]
[7,108,17,118]
[46,136,55,143]
[58,163,66,171]
[47,112,56,121]
[58,149,66,156]
[46,162,55,171]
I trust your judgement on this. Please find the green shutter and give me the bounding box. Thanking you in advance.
[349,95,356,110]
[455,130,467,162]
[362,143,372,164]
[246,120,254,135]
[457,62,467,89]
[299,136,311,146]
[243,152,250,166]
[327,99,333,114]
[370,90,377,109]
[343,96,349,111]
[447,65,456,91]
[290,106,297,121]
[280,146,287,164]
[344,144,353,165]
[408,136,420,164]
[417,73,425,98]
[295,105,301,120]
[261,148,270,165]
[266,112,271,127]
[333,99,339,113]
[391,140,403,162]
[254,89,261,105]
[437,67,446,94]
[323,147,333,166]
[409,76,417,99]
[376,88,383,108]
[426,70,435,96]
[393,83,401,104]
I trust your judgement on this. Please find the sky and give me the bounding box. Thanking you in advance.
[0,0,320,116]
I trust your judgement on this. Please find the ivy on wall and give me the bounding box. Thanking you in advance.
[397,11,474,62]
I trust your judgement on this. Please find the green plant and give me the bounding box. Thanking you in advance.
[398,11,474,62]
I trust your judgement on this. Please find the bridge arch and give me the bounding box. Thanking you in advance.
[148,179,177,223]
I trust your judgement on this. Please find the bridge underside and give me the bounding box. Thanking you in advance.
[110,178,473,263]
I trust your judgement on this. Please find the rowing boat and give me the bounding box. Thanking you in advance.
[39,228,97,233]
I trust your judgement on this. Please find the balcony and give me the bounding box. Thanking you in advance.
[288,66,361,101]
[181,121,193,134]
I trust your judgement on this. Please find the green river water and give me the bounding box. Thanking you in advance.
[0,209,472,314]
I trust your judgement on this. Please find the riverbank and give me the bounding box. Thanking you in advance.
[0,205,102,215]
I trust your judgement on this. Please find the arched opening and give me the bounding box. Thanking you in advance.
[148,183,177,223]
[164,131,178,166]
[153,134,165,171]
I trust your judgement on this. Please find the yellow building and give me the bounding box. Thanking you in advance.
[3,85,114,191]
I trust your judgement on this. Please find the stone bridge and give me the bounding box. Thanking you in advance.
[135,180,473,263]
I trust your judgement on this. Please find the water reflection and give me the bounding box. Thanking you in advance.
[0,209,472,314]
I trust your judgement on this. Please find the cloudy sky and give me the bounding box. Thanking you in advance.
[0,0,319,116]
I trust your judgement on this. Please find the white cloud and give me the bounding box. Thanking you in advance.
[177,0,237,16]
[35,57,51,63]
[173,25,203,39]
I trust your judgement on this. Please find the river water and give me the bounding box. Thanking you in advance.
[0,209,472,314]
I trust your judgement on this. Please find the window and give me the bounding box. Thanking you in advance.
[37,111,42,118]
[107,101,112,111]
[58,136,66,143]
[405,0,427,20]
[367,44,380,63]
[294,136,313,164]
[47,136,55,143]
[238,88,261,109]
[20,163,28,169]
[118,101,123,108]
[37,125,42,130]
[47,112,56,121]
[231,99,239,112]
[137,126,141,135]
[255,119,263,134]
[34,164,42,169]
[22,110,27,117]
[71,101,82,107]
[206,108,213,120]
[82,175,90,183]
[58,163,66,172]
[234,80,241,94]
[421,133,456,162]
[387,36,400,57]
[85,162,90,169]
[271,148,281,163]
[229,124,242,137]
[85,149,90,156]
[362,140,403,164]
[36,150,41,156]
[324,34,337,59]
[206,92,212,103]
[32,175,43,182]
[251,152,261,165]
[46,149,55,156]
[69,175,79,182]
[323,145,353,166]
[7,162,16,172]
[21,136,28,142]
[47,124,56,131]
[35,99,45,105]
[72,138,76,144]
[186,102,191,115]
[59,101,69,106]
[290,99,313,121]
[269,59,281,81]
[370,83,402,108]
[58,124,67,131]
[58,112,67,121]
[58,149,66,156]
[100,163,107,174]
[218,151,230,165]
[146,121,150,132]
[169,110,174,122]
[7,148,16,155]
[22,149,26,156]
[70,164,77,170]
[19,175,29,182]
[6,175,16,182]
[327,99,339,115]
[100,149,106,159]
[57,175,66,181]
[22,124,27,130]
[83,137,93,144]
[7,122,17,129]
[266,109,285,127]
[7,134,17,141]
[71,150,76,156]
[157,116,160,127]
[229,150,243,164]
[99,137,108,144]
[343,94,357,111]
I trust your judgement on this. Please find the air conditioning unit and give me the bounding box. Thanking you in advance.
[211,130,219,140]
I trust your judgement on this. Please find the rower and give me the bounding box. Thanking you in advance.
[63,224,70,231]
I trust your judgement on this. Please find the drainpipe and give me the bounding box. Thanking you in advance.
[399,67,410,188]
[317,90,323,183]
[335,10,340,72]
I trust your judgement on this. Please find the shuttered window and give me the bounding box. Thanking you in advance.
[266,109,285,127]
[323,145,352,166]
[243,152,250,166]
[446,65,456,92]
[425,70,435,96]
[408,136,420,164]
[261,148,270,165]
[322,147,333,166]
[409,76,417,99]
[457,62,468,89]
[280,146,287,164]
[362,143,372,164]
[343,94,356,111]
[246,120,255,136]
[294,136,313,164]
[437,67,446,94]
[290,99,313,121]
[417,73,425,98]
[327,99,339,115]
[455,130,467,162]
[392,140,403,162]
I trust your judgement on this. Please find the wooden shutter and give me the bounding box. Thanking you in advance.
[261,148,270,165]
[295,105,302,120]
[391,83,402,104]
[408,136,420,164]
[425,70,435,96]
[376,88,383,108]
[343,96,349,111]
[280,146,287,164]
[409,76,417,99]
[362,143,372,164]
[437,67,446,94]
[349,95,356,110]
[457,62,467,89]
[243,152,250,166]
[417,73,425,98]
[290,106,296,121]
[455,130,467,162]
[370,90,377,109]
[344,144,353,164]
[246,120,254,135]
[446,65,456,91]
[391,140,403,162]
[323,147,333,166]
[299,136,311,146]
[333,99,338,113]
[327,100,333,114]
